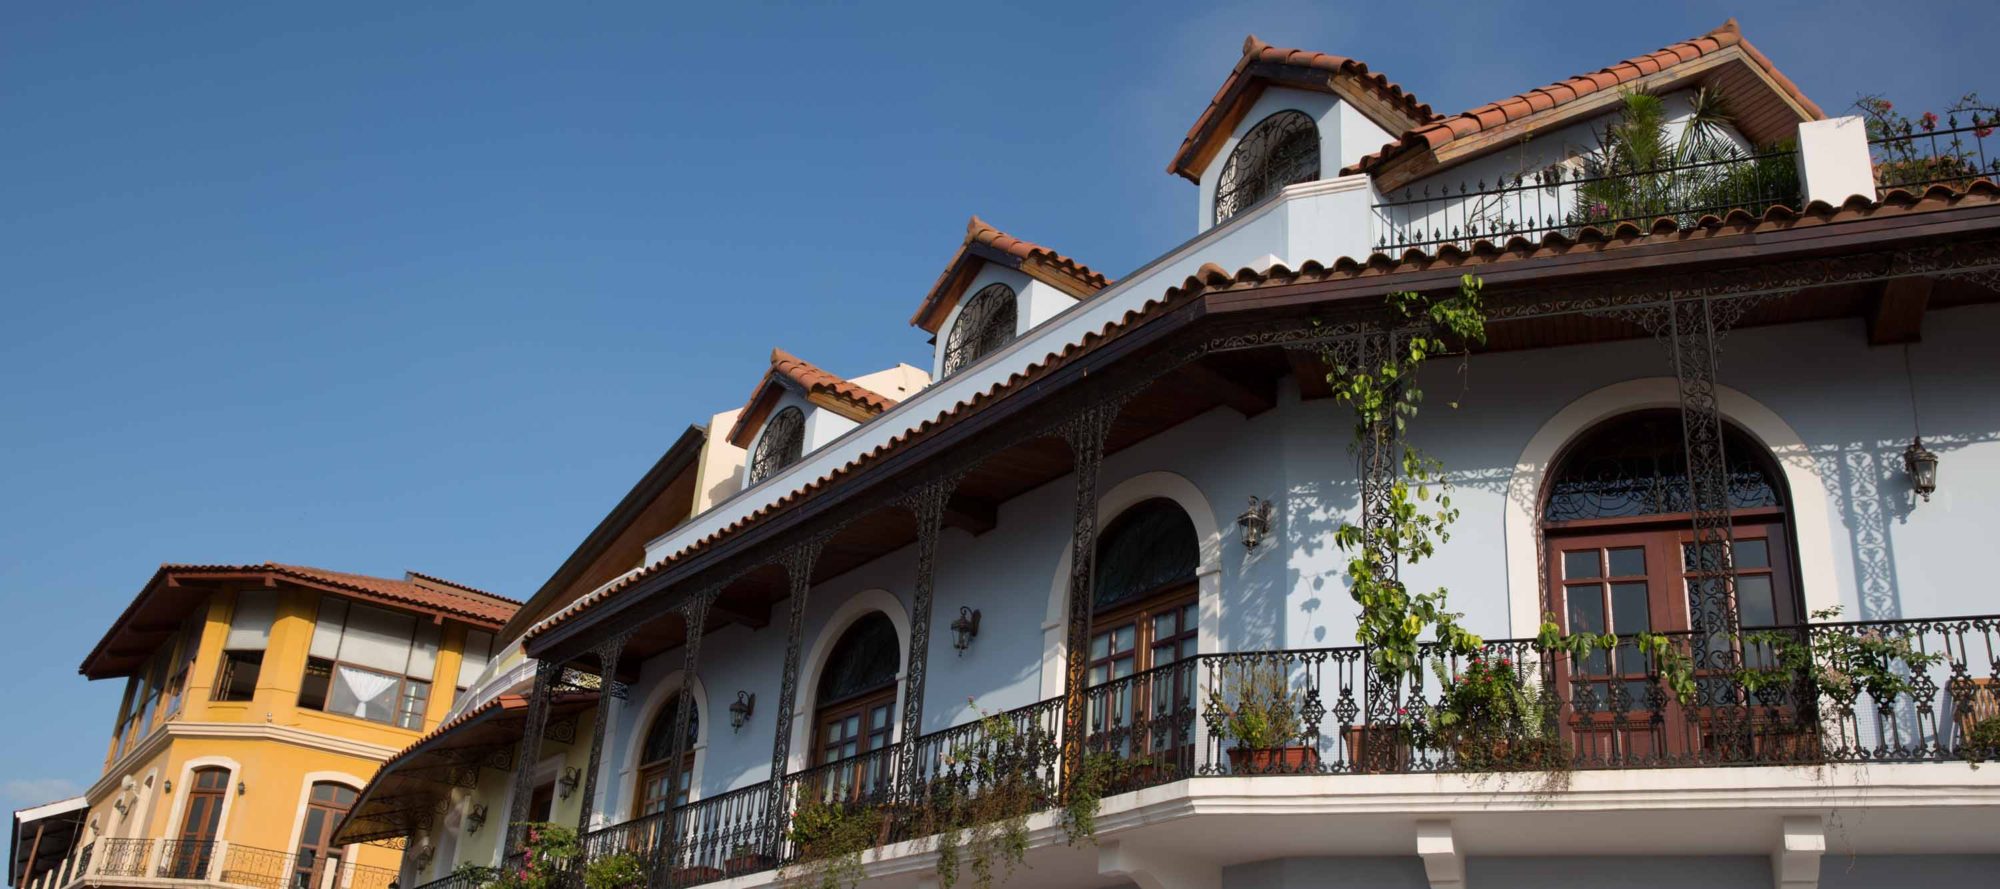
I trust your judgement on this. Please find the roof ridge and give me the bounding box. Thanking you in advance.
[910,215,1111,334]
[405,570,522,604]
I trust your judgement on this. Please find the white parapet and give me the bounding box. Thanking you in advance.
[1796,116,1877,206]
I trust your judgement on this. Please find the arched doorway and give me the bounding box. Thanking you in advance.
[165,767,229,877]
[1541,410,1801,758]
[292,782,357,889]
[634,693,698,817]
[809,613,900,799]
[1085,498,1200,770]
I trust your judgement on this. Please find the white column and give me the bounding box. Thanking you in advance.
[1097,841,1220,889]
[208,841,230,883]
[1796,117,1876,205]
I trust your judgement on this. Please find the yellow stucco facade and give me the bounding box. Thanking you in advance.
[59,569,515,889]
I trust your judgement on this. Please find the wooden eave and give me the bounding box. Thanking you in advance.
[1176,63,1428,184]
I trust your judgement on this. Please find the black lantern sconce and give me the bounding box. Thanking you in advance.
[466,804,488,835]
[950,607,981,655]
[1904,437,1939,502]
[557,767,581,800]
[729,691,755,732]
[1237,496,1274,549]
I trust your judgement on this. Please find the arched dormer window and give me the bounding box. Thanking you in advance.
[636,693,699,815]
[749,406,806,484]
[1086,499,1199,763]
[941,283,1018,378]
[1213,110,1320,224]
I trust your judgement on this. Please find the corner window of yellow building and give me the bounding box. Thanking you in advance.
[214,590,280,702]
[300,598,441,730]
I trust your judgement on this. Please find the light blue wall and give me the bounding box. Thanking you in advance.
[1223,854,2000,889]
[597,301,2000,807]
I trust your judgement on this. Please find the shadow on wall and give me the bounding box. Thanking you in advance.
[1284,468,1360,650]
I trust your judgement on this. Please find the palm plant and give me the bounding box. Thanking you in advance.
[1573,88,1745,226]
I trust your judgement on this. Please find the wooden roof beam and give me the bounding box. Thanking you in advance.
[1869,276,1932,345]
[1180,358,1277,417]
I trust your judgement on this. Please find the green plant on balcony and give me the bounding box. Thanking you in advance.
[781,799,878,889]
[580,852,645,889]
[1056,749,1133,847]
[1737,607,1944,707]
[1536,617,1698,707]
[1566,88,1799,230]
[1856,93,1998,188]
[486,824,578,889]
[1963,715,2000,768]
[1320,276,1489,693]
[920,712,1054,889]
[1423,652,1568,772]
[1207,661,1315,772]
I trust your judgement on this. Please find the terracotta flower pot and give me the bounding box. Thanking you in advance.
[723,853,773,877]
[1226,745,1320,774]
[1343,725,1411,774]
[669,865,724,885]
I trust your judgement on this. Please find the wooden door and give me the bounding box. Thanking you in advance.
[167,769,228,877]
[812,688,894,802]
[292,783,356,889]
[1548,529,1688,762]
[1086,589,1197,769]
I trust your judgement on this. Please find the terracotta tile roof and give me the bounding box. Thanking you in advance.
[724,349,900,448]
[1342,19,1823,182]
[528,180,2000,646]
[910,216,1112,335]
[175,562,518,625]
[1170,34,1438,184]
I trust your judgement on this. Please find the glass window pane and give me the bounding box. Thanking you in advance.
[1566,586,1605,633]
[1738,575,1777,627]
[1112,625,1136,654]
[1112,656,1133,680]
[1090,633,1110,660]
[1153,611,1177,639]
[226,591,281,652]
[336,604,418,674]
[1607,547,1646,577]
[1564,550,1600,580]
[1183,603,1198,627]
[1734,539,1770,569]
[1609,582,1651,635]
[328,665,400,723]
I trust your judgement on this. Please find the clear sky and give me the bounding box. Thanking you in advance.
[3,0,1993,811]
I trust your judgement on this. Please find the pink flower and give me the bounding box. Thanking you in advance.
[1879,100,1894,111]
[1922,111,1939,131]
[1977,126,1994,139]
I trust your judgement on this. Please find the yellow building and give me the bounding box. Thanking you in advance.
[20,564,517,889]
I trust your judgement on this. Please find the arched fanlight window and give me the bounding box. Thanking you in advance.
[1093,498,1199,612]
[749,406,806,484]
[636,693,699,815]
[1213,110,1321,225]
[1542,411,1784,523]
[813,613,900,775]
[941,283,1018,378]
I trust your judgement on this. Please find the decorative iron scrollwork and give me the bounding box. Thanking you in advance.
[942,284,1018,378]
[749,406,806,484]
[1215,110,1320,225]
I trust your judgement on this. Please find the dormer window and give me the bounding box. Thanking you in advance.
[749,405,806,484]
[1213,110,1320,224]
[941,283,1018,378]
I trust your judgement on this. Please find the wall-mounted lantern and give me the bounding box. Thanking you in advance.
[950,607,981,654]
[1904,437,1939,502]
[236,781,246,797]
[1236,496,1274,549]
[729,692,755,732]
[466,804,488,834]
[557,767,581,800]
[162,780,173,794]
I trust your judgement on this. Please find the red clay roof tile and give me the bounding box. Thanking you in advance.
[725,348,900,448]
[910,216,1111,335]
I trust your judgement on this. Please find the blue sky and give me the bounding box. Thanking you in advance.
[2,1,1993,810]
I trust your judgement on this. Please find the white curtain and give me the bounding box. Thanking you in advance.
[336,666,398,718]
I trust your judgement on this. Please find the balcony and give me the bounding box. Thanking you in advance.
[1371,149,1803,257]
[43,839,396,889]
[482,614,1998,888]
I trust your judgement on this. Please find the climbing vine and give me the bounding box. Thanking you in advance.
[1320,274,1489,686]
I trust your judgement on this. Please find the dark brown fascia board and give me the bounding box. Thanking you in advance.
[499,424,709,643]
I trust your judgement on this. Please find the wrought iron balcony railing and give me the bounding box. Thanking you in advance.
[1372,149,1803,256]
[540,614,1996,888]
[1870,116,2000,192]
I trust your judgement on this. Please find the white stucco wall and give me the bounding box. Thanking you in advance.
[606,301,2000,805]
[1197,86,1389,233]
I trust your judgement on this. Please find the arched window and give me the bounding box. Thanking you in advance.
[1213,110,1321,224]
[941,283,1018,378]
[294,782,358,889]
[1086,499,1199,762]
[635,693,699,816]
[165,767,230,877]
[1541,410,1799,754]
[811,613,900,798]
[749,406,806,484]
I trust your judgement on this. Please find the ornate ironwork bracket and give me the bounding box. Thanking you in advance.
[1058,397,1123,789]
[654,592,713,882]
[894,473,962,791]
[761,534,829,853]
[573,629,633,836]
[504,658,564,855]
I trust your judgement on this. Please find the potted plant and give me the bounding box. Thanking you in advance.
[780,798,878,889]
[1208,661,1319,774]
[1430,652,1569,772]
[581,852,645,889]
[722,843,773,877]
